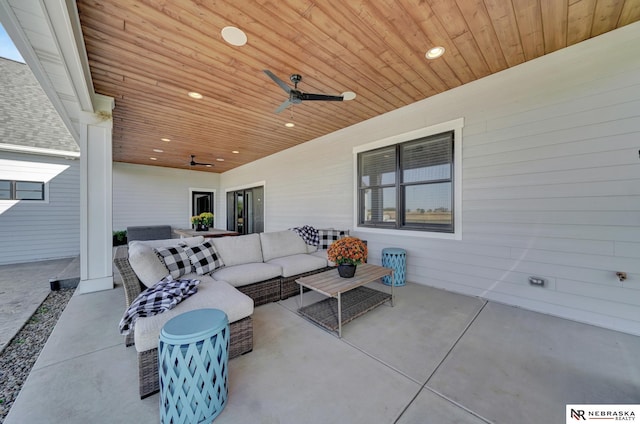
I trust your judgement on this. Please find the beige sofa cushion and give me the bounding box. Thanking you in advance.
[133,275,253,353]
[311,249,337,266]
[266,254,328,278]
[128,236,205,287]
[210,262,282,287]
[260,230,308,262]
[127,243,168,287]
[211,234,263,266]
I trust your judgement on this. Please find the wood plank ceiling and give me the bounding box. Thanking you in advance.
[76,0,640,173]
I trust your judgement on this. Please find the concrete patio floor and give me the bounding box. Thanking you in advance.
[4,264,640,423]
[0,256,79,354]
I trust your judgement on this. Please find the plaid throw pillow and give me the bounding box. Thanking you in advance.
[290,225,320,246]
[154,246,193,278]
[184,241,225,275]
[317,229,347,250]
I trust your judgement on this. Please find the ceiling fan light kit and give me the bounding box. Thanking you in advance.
[341,91,356,101]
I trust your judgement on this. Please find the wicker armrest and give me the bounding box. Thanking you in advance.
[113,246,146,348]
[113,246,145,308]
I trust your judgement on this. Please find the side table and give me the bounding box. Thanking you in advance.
[159,309,229,423]
[382,248,406,286]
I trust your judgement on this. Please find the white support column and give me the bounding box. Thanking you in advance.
[77,95,115,293]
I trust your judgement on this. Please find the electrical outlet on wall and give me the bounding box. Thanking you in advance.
[529,276,546,286]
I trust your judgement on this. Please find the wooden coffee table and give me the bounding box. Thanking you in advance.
[295,263,394,337]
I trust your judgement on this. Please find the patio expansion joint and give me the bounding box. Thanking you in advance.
[275,299,420,381]
[393,299,493,424]
[276,294,494,423]
[32,342,125,373]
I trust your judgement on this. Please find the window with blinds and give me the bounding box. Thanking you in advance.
[358,131,454,232]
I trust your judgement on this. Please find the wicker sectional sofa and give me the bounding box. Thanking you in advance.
[114,229,343,399]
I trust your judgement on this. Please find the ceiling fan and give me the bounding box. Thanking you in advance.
[263,70,344,113]
[189,155,213,167]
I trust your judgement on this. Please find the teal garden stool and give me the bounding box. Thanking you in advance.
[159,309,229,424]
[382,248,406,286]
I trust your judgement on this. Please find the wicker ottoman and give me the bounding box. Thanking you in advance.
[159,309,229,423]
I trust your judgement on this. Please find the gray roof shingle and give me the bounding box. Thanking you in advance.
[0,57,79,153]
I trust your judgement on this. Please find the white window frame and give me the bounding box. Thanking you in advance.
[353,118,463,240]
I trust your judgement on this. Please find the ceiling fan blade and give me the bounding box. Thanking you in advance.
[263,70,291,94]
[275,99,292,114]
[300,93,343,101]
[189,155,213,166]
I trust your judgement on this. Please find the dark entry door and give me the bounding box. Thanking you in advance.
[192,191,213,215]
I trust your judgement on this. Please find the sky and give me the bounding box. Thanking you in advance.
[0,23,25,62]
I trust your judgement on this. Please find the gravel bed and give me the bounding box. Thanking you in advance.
[0,288,74,423]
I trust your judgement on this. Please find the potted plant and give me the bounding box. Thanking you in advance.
[199,212,214,229]
[327,237,368,278]
[112,230,127,246]
[191,215,203,231]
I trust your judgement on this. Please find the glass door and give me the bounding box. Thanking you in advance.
[236,192,244,234]
[227,186,264,234]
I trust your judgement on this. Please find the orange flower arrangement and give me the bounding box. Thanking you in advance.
[327,237,368,265]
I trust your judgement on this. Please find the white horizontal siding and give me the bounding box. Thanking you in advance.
[0,152,79,264]
[222,146,355,231]
[112,162,220,232]
[220,23,640,335]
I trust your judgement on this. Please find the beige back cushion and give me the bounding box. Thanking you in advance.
[210,233,264,266]
[260,230,308,262]
[128,236,204,287]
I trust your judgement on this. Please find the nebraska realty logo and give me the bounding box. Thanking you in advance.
[567,405,639,422]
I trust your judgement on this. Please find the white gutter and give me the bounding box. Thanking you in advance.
[0,143,80,159]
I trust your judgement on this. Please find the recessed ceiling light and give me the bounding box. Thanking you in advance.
[188,91,203,99]
[426,46,445,60]
[216,158,225,162]
[342,91,356,101]
[150,157,157,161]
[153,149,164,153]
[206,164,213,167]
[232,150,240,154]
[285,122,295,128]
[221,26,247,46]
[161,138,171,142]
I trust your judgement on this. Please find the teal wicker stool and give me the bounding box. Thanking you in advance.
[159,309,229,424]
[382,248,406,286]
